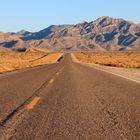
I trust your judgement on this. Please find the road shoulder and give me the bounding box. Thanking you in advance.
[71,53,140,84]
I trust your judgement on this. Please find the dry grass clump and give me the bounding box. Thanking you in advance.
[0,52,62,73]
[74,52,140,68]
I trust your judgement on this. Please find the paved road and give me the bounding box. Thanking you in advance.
[0,54,140,140]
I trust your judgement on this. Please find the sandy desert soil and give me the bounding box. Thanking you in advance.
[0,51,62,73]
[72,52,140,83]
[74,52,140,68]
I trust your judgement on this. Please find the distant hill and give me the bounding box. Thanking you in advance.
[0,16,140,51]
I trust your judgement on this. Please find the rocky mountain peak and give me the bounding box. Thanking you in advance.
[0,16,140,51]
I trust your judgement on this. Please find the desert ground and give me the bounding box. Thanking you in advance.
[0,50,62,73]
[72,52,140,83]
[74,52,140,68]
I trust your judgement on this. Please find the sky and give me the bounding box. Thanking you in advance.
[0,0,139,32]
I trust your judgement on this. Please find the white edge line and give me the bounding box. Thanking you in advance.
[71,53,140,84]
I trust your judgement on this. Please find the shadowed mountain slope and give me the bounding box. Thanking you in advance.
[0,16,140,51]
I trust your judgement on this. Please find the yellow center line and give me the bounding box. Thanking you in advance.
[56,72,59,75]
[26,97,40,110]
[49,79,54,84]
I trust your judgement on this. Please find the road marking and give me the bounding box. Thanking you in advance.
[71,53,140,84]
[49,79,54,84]
[26,97,40,110]
[86,64,140,84]
[56,72,59,75]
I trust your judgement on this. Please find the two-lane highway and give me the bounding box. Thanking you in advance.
[0,54,140,140]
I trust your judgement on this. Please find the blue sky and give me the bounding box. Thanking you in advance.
[0,0,139,32]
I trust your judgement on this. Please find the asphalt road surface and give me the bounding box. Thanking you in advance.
[0,54,140,140]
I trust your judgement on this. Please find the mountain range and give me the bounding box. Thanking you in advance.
[0,16,140,51]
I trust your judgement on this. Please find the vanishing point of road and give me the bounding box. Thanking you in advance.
[0,54,140,140]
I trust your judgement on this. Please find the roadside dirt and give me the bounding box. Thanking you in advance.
[72,53,140,83]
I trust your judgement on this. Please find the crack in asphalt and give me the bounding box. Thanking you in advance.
[0,67,63,127]
[93,94,129,140]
